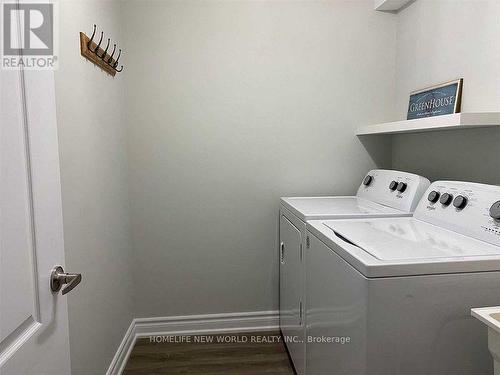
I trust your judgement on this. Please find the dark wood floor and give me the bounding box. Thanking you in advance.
[123,331,296,375]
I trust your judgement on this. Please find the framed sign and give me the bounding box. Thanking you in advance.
[407,79,463,120]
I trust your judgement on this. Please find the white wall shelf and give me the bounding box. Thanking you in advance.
[374,0,413,12]
[357,112,500,136]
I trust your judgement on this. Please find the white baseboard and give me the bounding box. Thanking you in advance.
[106,310,279,375]
[106,320,136,375]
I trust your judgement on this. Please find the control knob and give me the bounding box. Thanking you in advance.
[396,182,407,193]
[453,195,468,210]
[490,201,500,220]
[427,191,440,203]
[363,175,373,186]
[440,193,453,206]
[389,181,398,191]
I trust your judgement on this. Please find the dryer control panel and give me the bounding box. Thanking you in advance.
[414,181,500,247]
[356,169,430,213]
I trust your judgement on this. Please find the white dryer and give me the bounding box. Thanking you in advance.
[279,169,430,375]
[306,181,500,375]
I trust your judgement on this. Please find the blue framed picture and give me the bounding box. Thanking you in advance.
[407,79,463,120]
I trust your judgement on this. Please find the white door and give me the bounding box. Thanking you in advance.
[0,7,72,374]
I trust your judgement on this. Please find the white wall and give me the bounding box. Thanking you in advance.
[55,1,134,374]
[392,0,500,183]
[121,0,396,318]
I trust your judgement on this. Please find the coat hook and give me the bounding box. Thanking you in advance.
[112,49,121,68]
[99,38,110,59]
[114,65,124,72]
[107,44,116,64]
[94,31,103,53]
[87,24,96,49]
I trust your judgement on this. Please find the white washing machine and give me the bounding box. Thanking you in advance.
[279,170,430,375]
[306,181,500,375]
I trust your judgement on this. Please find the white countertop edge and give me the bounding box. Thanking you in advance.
[471,306,500,334]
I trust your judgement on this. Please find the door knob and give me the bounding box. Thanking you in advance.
[50,266,82,295]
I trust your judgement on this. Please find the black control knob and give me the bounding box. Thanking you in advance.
[396,182,407,193]
[440,193,453,206]
[453,195,468,210]
[363,175,373,186]
[389,181,398,191]
[490,201,500,220]
[427,191,440,203]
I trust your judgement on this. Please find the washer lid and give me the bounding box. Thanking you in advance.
[308,217,500,277]
[326,218,500,261]
[280,196,406,221]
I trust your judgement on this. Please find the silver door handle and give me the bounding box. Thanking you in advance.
[280,242,285,264]
[50,266,82,295]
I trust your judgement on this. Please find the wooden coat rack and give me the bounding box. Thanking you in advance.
[80,25,123,77]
